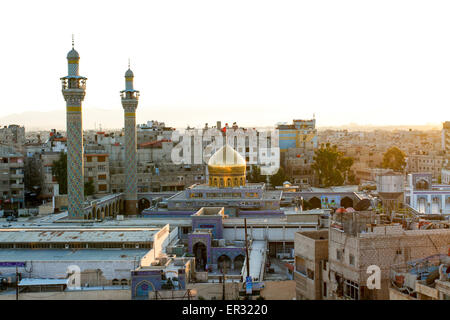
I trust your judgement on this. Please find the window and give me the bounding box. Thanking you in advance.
[97,156,106,162]
[98,165,106,171]
[181,227,190,234]
[98,174,107,180]
[86,156,92,162]
[349,254,355,266]
[337,249,342,261]
[295,256,307,276]
[344,279,359,300]
[98,184,107,191]
[190,192,203,198]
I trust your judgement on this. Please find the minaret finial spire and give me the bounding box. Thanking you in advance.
[128,58,130,69]
[72,34,74,49]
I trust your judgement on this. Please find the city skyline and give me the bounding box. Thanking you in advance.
[1,0,450,130]
[0,107,444,132]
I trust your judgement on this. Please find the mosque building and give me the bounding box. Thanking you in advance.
[160,145,283,217]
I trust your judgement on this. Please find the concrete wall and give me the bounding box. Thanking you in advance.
[261,280,296,300]
[0,260,138,286]
[223,226,305,242]
[140,224,170,267]
[294,230,328,300]
[187,282,240,300]
[0,288,129,300]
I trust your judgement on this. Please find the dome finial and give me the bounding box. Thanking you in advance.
[128,58,130,69]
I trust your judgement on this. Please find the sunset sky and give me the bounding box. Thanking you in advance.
[1,0,449,129]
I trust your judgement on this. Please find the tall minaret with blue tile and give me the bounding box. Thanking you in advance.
[121,64,139,214]
[61,40,87,219]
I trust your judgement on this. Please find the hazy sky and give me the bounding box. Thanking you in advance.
[1,0,449,129]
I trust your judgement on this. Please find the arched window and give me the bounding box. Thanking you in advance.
[220,178,224,187]
[121,279,128,286]
[214,178,218,187]
[227,178,232,187]
[112,279,119,286]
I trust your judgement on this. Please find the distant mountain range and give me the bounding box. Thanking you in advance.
[0,109,123,131]
[0,109,443,132]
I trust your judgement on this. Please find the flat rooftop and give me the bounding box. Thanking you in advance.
[188,183,265,190]
[297,229,329,240]
[0,228,161,243]
[0,249,149,261]
[99,216,319,227]
[193,207,224,217]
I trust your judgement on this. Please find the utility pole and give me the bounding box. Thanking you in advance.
[222,265,226,300]
[244,218,250,279]
[15,266,19,301]
[244,218,252,300]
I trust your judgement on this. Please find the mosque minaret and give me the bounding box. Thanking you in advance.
[121,62,140,214]
[61,38,87,219]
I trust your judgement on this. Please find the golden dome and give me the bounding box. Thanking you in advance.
[208,145,246,167]
[208,145,246,187]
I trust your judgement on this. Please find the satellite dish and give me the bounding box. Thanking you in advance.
[355,199,370,211]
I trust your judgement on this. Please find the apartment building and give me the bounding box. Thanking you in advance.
[442,121,450,154]
[278,119,318,186]
[0,125,25,154]
[407,153,448,180]
[0,145,25,210]
[84,152,110,194]
[39,152,61,198]
[293,211,450,300]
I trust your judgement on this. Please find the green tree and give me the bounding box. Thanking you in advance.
[84,180,95,196]
[24,156,42,193]
[51,152,67,194]
[382,147,406,172]
[247,165,266,183]
[312,143,354,187]
[269,166,287,187]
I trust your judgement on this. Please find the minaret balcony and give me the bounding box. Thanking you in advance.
[121,91,139,100]
[61,78,86,90]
